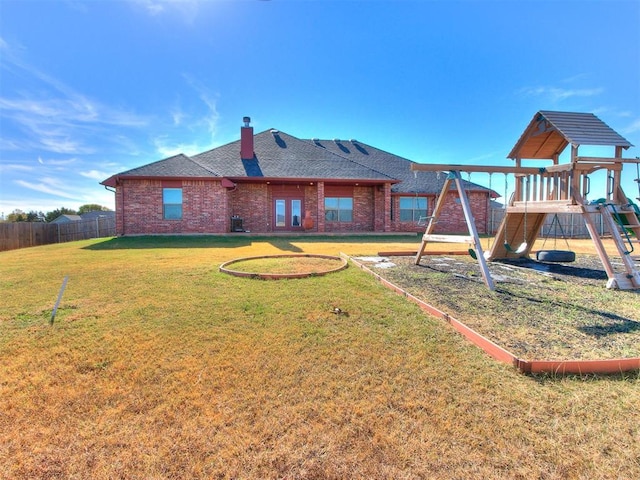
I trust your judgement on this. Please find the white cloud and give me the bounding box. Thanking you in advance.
[181,73,220,138]
[45,157,79,167]
[519,86,604,102]
[15,177,80,200]
[149,75,221,158]
[0,41,149,157]
[153,136,208,158]
[80,169,111,180]
[561,73,590,84]
[465,151,501,164]
[171,107,186,126]
[0,163,33,174]
[621,118,640,135]
[135,0,201,23]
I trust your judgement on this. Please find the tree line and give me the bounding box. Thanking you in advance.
[2,205,112,223]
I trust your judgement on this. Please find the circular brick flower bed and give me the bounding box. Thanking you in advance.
[219,254,348,280]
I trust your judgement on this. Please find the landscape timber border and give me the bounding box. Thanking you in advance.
[345,253,640,376]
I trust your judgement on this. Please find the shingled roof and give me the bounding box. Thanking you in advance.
[192,130,393,182]
[102,127,490,195]
[508,111,633,160]
[101,154,219,186]
[312,138,485,194]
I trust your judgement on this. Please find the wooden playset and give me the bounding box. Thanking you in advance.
[411,111,640,290]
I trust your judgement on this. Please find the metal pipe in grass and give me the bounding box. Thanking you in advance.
[50,275,69,325]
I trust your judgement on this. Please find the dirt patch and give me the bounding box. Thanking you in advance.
[357,254,640,361]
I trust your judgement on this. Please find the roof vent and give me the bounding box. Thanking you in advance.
[270,129,280,135]
[243,116,251,127]
[333,138,341,144]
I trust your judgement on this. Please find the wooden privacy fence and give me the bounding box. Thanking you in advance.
[0,216,116,252]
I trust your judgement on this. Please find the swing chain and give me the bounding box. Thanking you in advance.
[636,162,640,201]
[540,214,571,251]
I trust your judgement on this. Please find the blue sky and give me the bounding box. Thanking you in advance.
[1,0,639,217]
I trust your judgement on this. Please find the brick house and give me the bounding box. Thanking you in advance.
[101,117,494,235]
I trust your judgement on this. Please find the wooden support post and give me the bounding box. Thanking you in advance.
[415,171,495,291]
[453,172,495,291]
[415,175,452,264]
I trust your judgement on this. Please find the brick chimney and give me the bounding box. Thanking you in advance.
[240,116,254,160]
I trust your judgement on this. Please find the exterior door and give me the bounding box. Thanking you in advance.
[274,198,303,231]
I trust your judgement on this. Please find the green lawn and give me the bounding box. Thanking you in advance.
[1,236,639,479]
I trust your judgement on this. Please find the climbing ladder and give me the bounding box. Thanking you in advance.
[415,170,495,290]
[579,188,640,289]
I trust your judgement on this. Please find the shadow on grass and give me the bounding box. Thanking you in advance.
[84,234,418,251]
[578,319,640,337]
[494,287,640,337]
[83,235,253,250]
[496,258,609,281]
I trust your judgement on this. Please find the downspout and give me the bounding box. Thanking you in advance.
[103,182,122,236]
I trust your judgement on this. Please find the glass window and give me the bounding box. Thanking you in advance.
[399,197,427,222]
[325,197,353,222]
[275,199,286,227]
[291,200,301,227]
[163,188,182,220]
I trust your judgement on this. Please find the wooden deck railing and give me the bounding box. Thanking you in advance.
[512,158,627,205]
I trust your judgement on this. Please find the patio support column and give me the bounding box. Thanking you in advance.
[317,181,325,232]
[383,183,392,232]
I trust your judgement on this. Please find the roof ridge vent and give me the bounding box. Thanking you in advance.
[333,138,341,143]
[270,129,280,134]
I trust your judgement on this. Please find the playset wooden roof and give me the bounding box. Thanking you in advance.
[508,110,633,160]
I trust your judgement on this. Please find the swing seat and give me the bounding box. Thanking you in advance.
[504,242,528,255]
[536,249,576,263]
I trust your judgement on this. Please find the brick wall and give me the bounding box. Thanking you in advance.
[324,186,377,233]
[430,191,489,234]
[230,183,269,232]
[374,183,392,232]
[115,179,490,235]
[117,179,228,235]
[389,194,430,234]
[390,191,489,235]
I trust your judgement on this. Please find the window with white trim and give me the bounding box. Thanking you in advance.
[324,197,353,222]
[399,197,427,222]
[163,188,183,220]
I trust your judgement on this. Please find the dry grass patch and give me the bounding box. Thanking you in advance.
[370,253,640,360]
[1,235,639,479]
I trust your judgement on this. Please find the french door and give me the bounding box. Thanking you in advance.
[274,198,303,231]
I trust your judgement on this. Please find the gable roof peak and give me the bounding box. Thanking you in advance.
[508,110,633,160]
